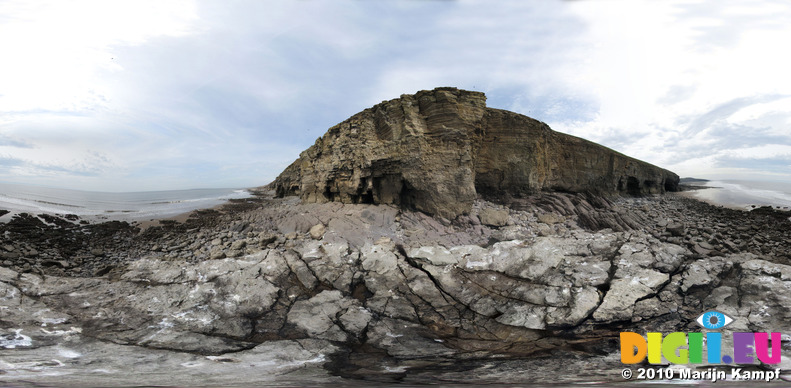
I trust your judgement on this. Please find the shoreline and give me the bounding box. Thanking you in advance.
[679,180,791,212]
[0,188,270,276]
[134,187,268,230]
[2,189,791,384]
[0,187,260,230]
[0,185,254,225]
[678,183,791,214]
[673,189,750,211]
[2,187,790,276]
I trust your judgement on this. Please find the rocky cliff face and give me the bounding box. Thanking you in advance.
[274,87,679,218]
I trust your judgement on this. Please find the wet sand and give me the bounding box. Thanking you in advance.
[681,180,791,211]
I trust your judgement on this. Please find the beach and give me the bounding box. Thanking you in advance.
[683,180,791,211]
[0,182,252,223]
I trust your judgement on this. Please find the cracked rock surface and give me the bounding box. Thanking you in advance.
[2,190,791,385]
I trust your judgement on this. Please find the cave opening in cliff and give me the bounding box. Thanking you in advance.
[324,187,336,202]
[626,177,641,196]
[398,180,420,212]
[664,178,677,192]
[358,189,374,204]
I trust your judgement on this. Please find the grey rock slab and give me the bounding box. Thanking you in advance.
[679,257,732,292]
[296,241,358,291]
[593,277,657,322]
[5,253,287,352]
[137,328,257,354]
[495,304,548,330]
[319,204,399,247]
[286,290,370,342]
[366,317,454,358]
[478,208,509,227]
[277,214,321,234]
[408,246,460,266]
[739,259,791,331]
[361,243,399,274]
[537,213,564,225]
[0,338,338,387]
[492,285,601,329]
[283,250,318,290]
[593,244,671,322]
[338,306,373,337]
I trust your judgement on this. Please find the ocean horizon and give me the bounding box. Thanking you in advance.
[0,182,253,222]
[3,179,790,225]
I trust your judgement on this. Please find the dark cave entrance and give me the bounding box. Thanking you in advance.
[664,178,677,192]
[626,176,641,196]
[358,190,374,204]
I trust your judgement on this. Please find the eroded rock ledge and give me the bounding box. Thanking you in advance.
[274,87,679,218]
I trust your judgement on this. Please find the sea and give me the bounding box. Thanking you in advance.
[684,179,791,211]
[0,182,253,223]
[2,180,789,225]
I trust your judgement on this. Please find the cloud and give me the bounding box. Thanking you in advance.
[721,144,791,160]
[680,95,790,137]
[0,155,24,167]
[0,134,32,148]
[0,0,198,114]
[367,2,596,114]
[2,0,791,191]
[1,148,113,177]
[548,0,791,180]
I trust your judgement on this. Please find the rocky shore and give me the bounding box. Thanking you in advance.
[2,188,790,385]
[2,88,789,385]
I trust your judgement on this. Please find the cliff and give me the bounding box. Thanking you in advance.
[276,87,679,219]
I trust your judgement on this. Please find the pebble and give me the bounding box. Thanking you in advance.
[309,224,326,240]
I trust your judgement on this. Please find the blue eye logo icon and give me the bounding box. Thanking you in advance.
[696,311,734,330]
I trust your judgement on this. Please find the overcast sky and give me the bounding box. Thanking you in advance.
[1,0,790,191]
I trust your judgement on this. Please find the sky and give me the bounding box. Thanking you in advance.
[1,0,790,192]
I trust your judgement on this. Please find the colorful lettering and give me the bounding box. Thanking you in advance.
[620,331,783,365]
[620,332,646,364]
[755,332,781,364]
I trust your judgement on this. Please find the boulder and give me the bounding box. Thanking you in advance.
[478,208,509,227]
[666,222,685,237]
[309,223,326,240]
[537,212,564,225]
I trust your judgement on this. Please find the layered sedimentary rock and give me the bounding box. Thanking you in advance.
[274,87,679,218]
